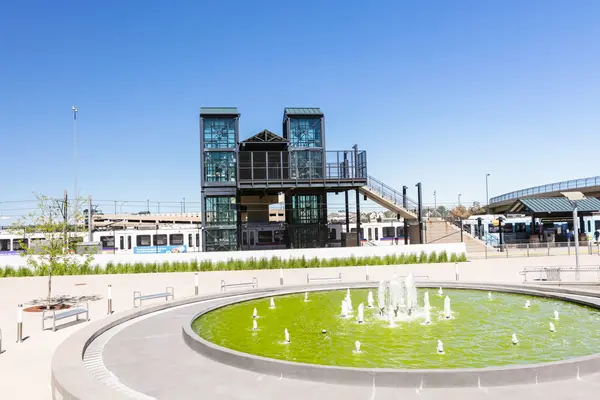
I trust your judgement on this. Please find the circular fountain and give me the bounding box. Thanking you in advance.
[188,275,600,385]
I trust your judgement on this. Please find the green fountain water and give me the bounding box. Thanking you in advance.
[193,287,600,369]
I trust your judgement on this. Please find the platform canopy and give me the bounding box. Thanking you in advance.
[508,197,600,217]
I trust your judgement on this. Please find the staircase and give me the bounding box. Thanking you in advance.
[425,218,488,253]
[360,176,419,220]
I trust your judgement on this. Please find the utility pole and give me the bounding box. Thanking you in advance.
[486,173,490,212]
[63,190,68,251]
[183,198,186,213]
[72,106,78,204]
[433,191,437,217]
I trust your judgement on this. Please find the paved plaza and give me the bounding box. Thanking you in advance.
[1,254,600,399]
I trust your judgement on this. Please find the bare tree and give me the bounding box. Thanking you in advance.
[11,193,94,309]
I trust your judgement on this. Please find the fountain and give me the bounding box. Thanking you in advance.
[252,320,258,331]
[357,303,365,324]
[444,296,452,319]
[423,305,432,325]
[437,340,445,354]
[512,333,519,345]
[304,292,309,302]
[387,307,397,327]
[284,328,290,343]
[345,289,353,313]
[341,300,349,318]
[405,273,418,313]
[367,291,375,308]
[423,291,431,311]
[354,341,362,354]
[549,322,555,332]
[389,278,402,313]
[525,300,531,309]
[437,287,443,296]
[554,310,559,320]
[269,298,276,309]
[377,280,386,313]
[488,292,493,300]
[253,308,258,318]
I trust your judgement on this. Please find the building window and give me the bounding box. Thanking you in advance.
[196,233,200,247]
[0,239,10,251]
[203,118,236,149]
[128,236,132,249]
[368,228,372,240]
[170,234,184,246]
[119,236,124,250]
[290,150,323,179]
[396,227,404,237]
[205,228,237,252]
[136,235,151,247]
[383,227,395,237]
[375,228,379,240]
[329,228,337,240]
[292,194,323,224]
[153,234,167,246]
[205,196,237,226]
[204,151,236,183]
[100,236,115,248]
[12,238,28,251]
[258,231,272,244]
[289,118,322,148]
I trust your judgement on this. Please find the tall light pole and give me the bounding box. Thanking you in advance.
[72,106,78,205]
[458,193,462,206]
[486,173,490,213]
[562,191,585,280]
[433,191,437,216]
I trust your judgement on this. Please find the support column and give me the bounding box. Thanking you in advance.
[416,182,423,244]
[345,191,350,235]
[236,193,242,250]
[402,186,408,245]
[356,188,361,247]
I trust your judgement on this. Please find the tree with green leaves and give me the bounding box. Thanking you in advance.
[10,193,94,309]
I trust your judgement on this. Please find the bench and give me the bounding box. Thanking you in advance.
[42,302,89,332]
[307,272,342,283]
[133,287,174,308]
[220,277,258,292]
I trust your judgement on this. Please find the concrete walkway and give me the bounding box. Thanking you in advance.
[0,254,599,399]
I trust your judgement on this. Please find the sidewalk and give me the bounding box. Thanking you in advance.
[0,254,598,399]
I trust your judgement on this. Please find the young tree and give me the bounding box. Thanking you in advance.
[11,193,95,309]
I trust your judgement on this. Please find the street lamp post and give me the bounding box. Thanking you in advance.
[434,191,437,216]
[72,106,78,210]
[486,173,490,212]
[146,198,150,213]
[562,191,585,280]
[458,193,462,207]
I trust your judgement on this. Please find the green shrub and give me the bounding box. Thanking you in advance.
[418,251,428,263]
[17,267,33,277]
[427,251,438,264]
[450,253,458,263]
[438,251,448,263]
[457,253,467,262]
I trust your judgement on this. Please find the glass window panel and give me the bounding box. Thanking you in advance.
[202,118,236,149]
[289,118,322,148]
[204,229,237,252]
[170,234,184,245]
[290,150,323,179]
[204,152,236,183]
[205,196,237,226]
[136,235,151,247]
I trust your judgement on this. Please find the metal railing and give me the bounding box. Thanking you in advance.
[490,176,600,204]
[470,241,600,259]
[519,265,600,283]
[365,176,419,213]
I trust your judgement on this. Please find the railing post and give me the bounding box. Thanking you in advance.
[460,219,464,242]
[568,238,571,255]
[547,241,550,256]
[527,244,529,257]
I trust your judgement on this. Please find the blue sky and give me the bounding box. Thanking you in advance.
[2,1,600,216]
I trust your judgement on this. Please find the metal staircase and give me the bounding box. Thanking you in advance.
[359,176,419,220]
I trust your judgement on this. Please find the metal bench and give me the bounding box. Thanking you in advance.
[220,278,258,292]
[42,302,90,332]
[519,266,600,282]
[133,287,174,308]
[307,272,342,283]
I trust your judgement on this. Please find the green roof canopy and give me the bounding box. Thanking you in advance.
[200,107,239,115]
[242,129,287,143]
[509,197,600,214]
[284,108,323,116]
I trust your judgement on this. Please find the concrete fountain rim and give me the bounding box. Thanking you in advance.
[182,282,600,388]
[50,281,600,399]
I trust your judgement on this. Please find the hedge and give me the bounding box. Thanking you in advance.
[0,251,467,278]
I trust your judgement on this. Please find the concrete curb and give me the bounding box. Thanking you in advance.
[51,282,600,398]
[182,282,600,388]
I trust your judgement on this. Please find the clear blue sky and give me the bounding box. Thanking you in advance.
[2,1,600,215]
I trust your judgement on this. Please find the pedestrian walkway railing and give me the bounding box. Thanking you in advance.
[519,265,600,283]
